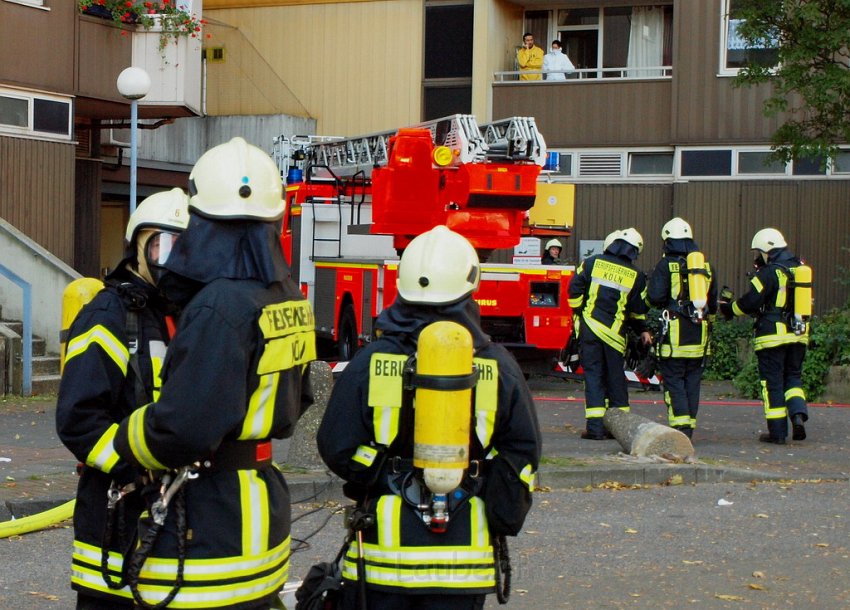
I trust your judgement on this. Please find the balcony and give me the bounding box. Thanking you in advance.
[76,7,202,121]
[492,66,673,149]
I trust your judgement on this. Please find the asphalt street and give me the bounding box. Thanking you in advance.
[0,377,848,608]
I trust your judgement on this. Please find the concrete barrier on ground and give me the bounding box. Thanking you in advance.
[604,408,695,459]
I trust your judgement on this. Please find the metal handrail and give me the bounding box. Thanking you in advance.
[0,264,32,396]
[494,65,673,83]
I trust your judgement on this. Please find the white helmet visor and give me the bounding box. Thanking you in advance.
[145,231,180,266]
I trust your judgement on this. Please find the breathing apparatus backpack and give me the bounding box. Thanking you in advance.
[777,262,813,335]
[60,277,105,373]
[685,251,709,322]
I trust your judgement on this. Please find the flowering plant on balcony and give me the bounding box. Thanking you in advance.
[78,0,206,52]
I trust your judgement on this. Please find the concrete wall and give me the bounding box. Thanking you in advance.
[0,219,80,354]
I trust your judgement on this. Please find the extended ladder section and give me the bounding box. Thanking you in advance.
[272,115,546,179]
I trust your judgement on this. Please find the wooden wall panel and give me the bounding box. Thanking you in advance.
[0,137,75,265]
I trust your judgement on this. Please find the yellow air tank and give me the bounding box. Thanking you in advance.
[793,264,813,328]
[413,320,473,494]
[686,251,708,319]
[60,278,104,373]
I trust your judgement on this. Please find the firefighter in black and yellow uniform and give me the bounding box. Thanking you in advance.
[56,188,189,610]
[317,225,541,610]
[720,228,811,445]
[568,228,652,440]
[110,138,317,609]
[648,218,717,439]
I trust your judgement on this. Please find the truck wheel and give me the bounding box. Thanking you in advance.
[337,304,359,361]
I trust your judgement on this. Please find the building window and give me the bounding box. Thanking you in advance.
[681,150,732,177]
[721,0,779,75]
[832,150,850,174]
[551,5,673,79]
[629,152,673,176]
[738,151,786,175]
[0,88,72,140]
[793,157,827,176]
[423,1,472,119]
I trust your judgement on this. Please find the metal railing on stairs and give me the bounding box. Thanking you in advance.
[0,263,32,397]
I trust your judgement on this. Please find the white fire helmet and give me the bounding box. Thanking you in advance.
[397,225,480,305]
[188,137,284,221]
[661,217,692,240]
[751,228,787,252]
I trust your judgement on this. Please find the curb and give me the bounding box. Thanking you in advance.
[6,465,848,523]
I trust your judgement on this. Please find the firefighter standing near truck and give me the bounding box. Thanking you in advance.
[317,225,541,610]
[648,218,717,440]
[720,228,811,444]
[110,137,317,609]
[56,188,189,610]
[568,228,652,440]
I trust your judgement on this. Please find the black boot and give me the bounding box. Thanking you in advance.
[682,427,694,439]
[759,433,786,445]
[581,429,614,441]
[791,414,807,441]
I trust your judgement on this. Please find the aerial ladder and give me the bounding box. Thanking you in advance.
[272,114,547,180]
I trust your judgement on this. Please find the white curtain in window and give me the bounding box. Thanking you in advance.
[627,6,664,77]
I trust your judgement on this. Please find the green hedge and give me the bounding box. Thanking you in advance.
[730,307,850,400]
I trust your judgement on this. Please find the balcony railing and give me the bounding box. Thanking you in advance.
[494,66,673,83]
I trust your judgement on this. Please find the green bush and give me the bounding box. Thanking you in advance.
[730,307,850,400]
[704,318,753,380]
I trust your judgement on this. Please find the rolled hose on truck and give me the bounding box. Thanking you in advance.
[0,499,75,539]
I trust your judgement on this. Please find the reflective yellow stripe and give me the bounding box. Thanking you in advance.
[126,405,166,470]
[669,261,681,300]
[752,276,764,293]
[352,444,378,467]
[666,394,691,427]
[568,295,584,309]
[470,496,490,548]
[132,538,290,608]
[732,301,746,317]
[342,495,495,589]
[72,540,132,598]
[785,387,806,401]
[368,354,408,446]
[760,381,787,420]
[582,315,627,353]
[585,406,606,419]
[86,423,121,473]
[614,405,630,413]
[377,495,402,549]
[473,357,498,449]
[519,463,535,490]
[775,268,788,309]
[754,324,799,350]
[65,324,129,374]
[239,470,269,557]
[240,372,280,439]
[150,343,166,402]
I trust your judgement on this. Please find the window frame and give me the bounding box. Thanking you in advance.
[0,86,73,141]
[719,0,779,77]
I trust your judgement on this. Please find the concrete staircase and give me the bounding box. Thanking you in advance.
[0,311,62,396]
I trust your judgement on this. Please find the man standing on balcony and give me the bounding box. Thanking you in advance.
[543,40,575,81]
[517,33,544,81]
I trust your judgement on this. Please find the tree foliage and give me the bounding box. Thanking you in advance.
[733,0,850,164]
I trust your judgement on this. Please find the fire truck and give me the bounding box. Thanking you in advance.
[271,115,576,373]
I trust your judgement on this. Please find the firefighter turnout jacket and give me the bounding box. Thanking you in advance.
[317,297,541,596]
[56,269,171,604]
[725,249,810,351]
[648,247,717,359]
[111,276,316,608]
[567,252,649,352]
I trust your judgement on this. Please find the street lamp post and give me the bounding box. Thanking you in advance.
[117,67,151,216]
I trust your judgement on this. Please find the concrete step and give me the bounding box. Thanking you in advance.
[1,321,47,357]
[33,355,61,377]
[31,373,61,396]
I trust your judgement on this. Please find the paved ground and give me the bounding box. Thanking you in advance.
[1,377,848,519]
